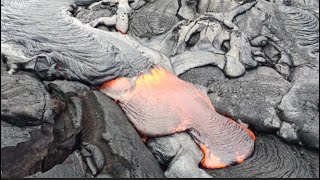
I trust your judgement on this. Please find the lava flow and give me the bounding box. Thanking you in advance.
[99,66,255,169]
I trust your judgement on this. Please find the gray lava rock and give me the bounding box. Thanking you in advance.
[177,0,197,20]
[74,0,101,6]
[179,65,226,87]
[147,132,212,178]
[1,120,33,149]
[300,148,320,177]
[75,5,114,24]
[27,151,89,178]
[291,66,319,84]
[1,0,319,178]
[129,0,180,38]
[96,173,113,178]
[46,80,91,94]
[1,73,54,178]
[171,51,226,76]
[234,0,319,79]
[79,90,164,178]
[208,66,291,132]
[198,0,241,14]
[234,4,267,40]
[278,121,299,143]
[250,1,318,67]
[81,142,105,174]
[206,134,318,178]
[2,0,174,86]
[1,120,53,178]
[223,31,256,78]
[41,82,87,172]
[278,82,319,149]
[148,132,318,178]
[1,54,8,75]
[1,74,53,126]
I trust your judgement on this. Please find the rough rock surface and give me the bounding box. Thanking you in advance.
[45,80,164,178]
[1,0,173,86]
[179,65,226,87]
[1,74,53,126]
[1,54,8,74]
[171,51,225,75]
[129,0,179,38]
[46,80,91,94]
[278,82,319,149]
[1,71,54,178]
[75,4,115,25]
[1,121,54,178]
[147,133,212,178]
[236,0,319,69]
[1,0,319,178]
[148,132,318,178]
[1,73,165,178]
[198,0,241,14]
[1,120,33,149]
[206,134,319,178]
[27,151,89,178]
[208,66,291,132]
[79,90,165,178]
[41,81,86,172]
[291,66,319,84]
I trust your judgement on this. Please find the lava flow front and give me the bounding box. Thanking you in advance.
[99,66,255,169]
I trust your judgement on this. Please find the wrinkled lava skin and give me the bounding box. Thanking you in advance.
[100,66,255,169]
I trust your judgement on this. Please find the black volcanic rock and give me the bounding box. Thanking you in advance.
[129,0,179,38]
[148,132,318,178]
[291,66,319,84]
[1,0,174,86]
[1,121,34,149]
[1,54,8,74]
[41,82,86,172]
[1,119,53,178]
[147,133,212,178]
[75,5,114,24]
[1,73,54,178]
[206,134,318,178]
[179,65,226,87]
[208,66,291,132]
[1,0,319,178]
[27,151,89,178]
[1,74,53,126]
[78,90,164,178]
[276,64,319,149]
[278,82,319,149]
[46,80,91,94]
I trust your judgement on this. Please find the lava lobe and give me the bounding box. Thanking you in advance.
[99,66,255,169]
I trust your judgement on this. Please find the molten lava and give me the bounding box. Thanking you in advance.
[99,66,255,169]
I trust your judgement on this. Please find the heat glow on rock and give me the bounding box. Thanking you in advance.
[100,66,255,169]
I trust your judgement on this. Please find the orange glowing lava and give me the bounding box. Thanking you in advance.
[100,66,255,169]
[199,144,227,169]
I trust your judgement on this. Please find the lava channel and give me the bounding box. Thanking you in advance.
[99,66,255,169]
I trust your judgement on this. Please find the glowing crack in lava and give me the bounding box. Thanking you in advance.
[99,66,255,169]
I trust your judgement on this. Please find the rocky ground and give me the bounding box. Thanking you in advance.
[1,0,319,178]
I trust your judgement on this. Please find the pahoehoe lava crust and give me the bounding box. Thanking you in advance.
[100,66,255,169]
[2,0,319,177]
[206,134,318,178]
[1,0,172,86]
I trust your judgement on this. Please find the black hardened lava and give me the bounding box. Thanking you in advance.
[206,134,319,178]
